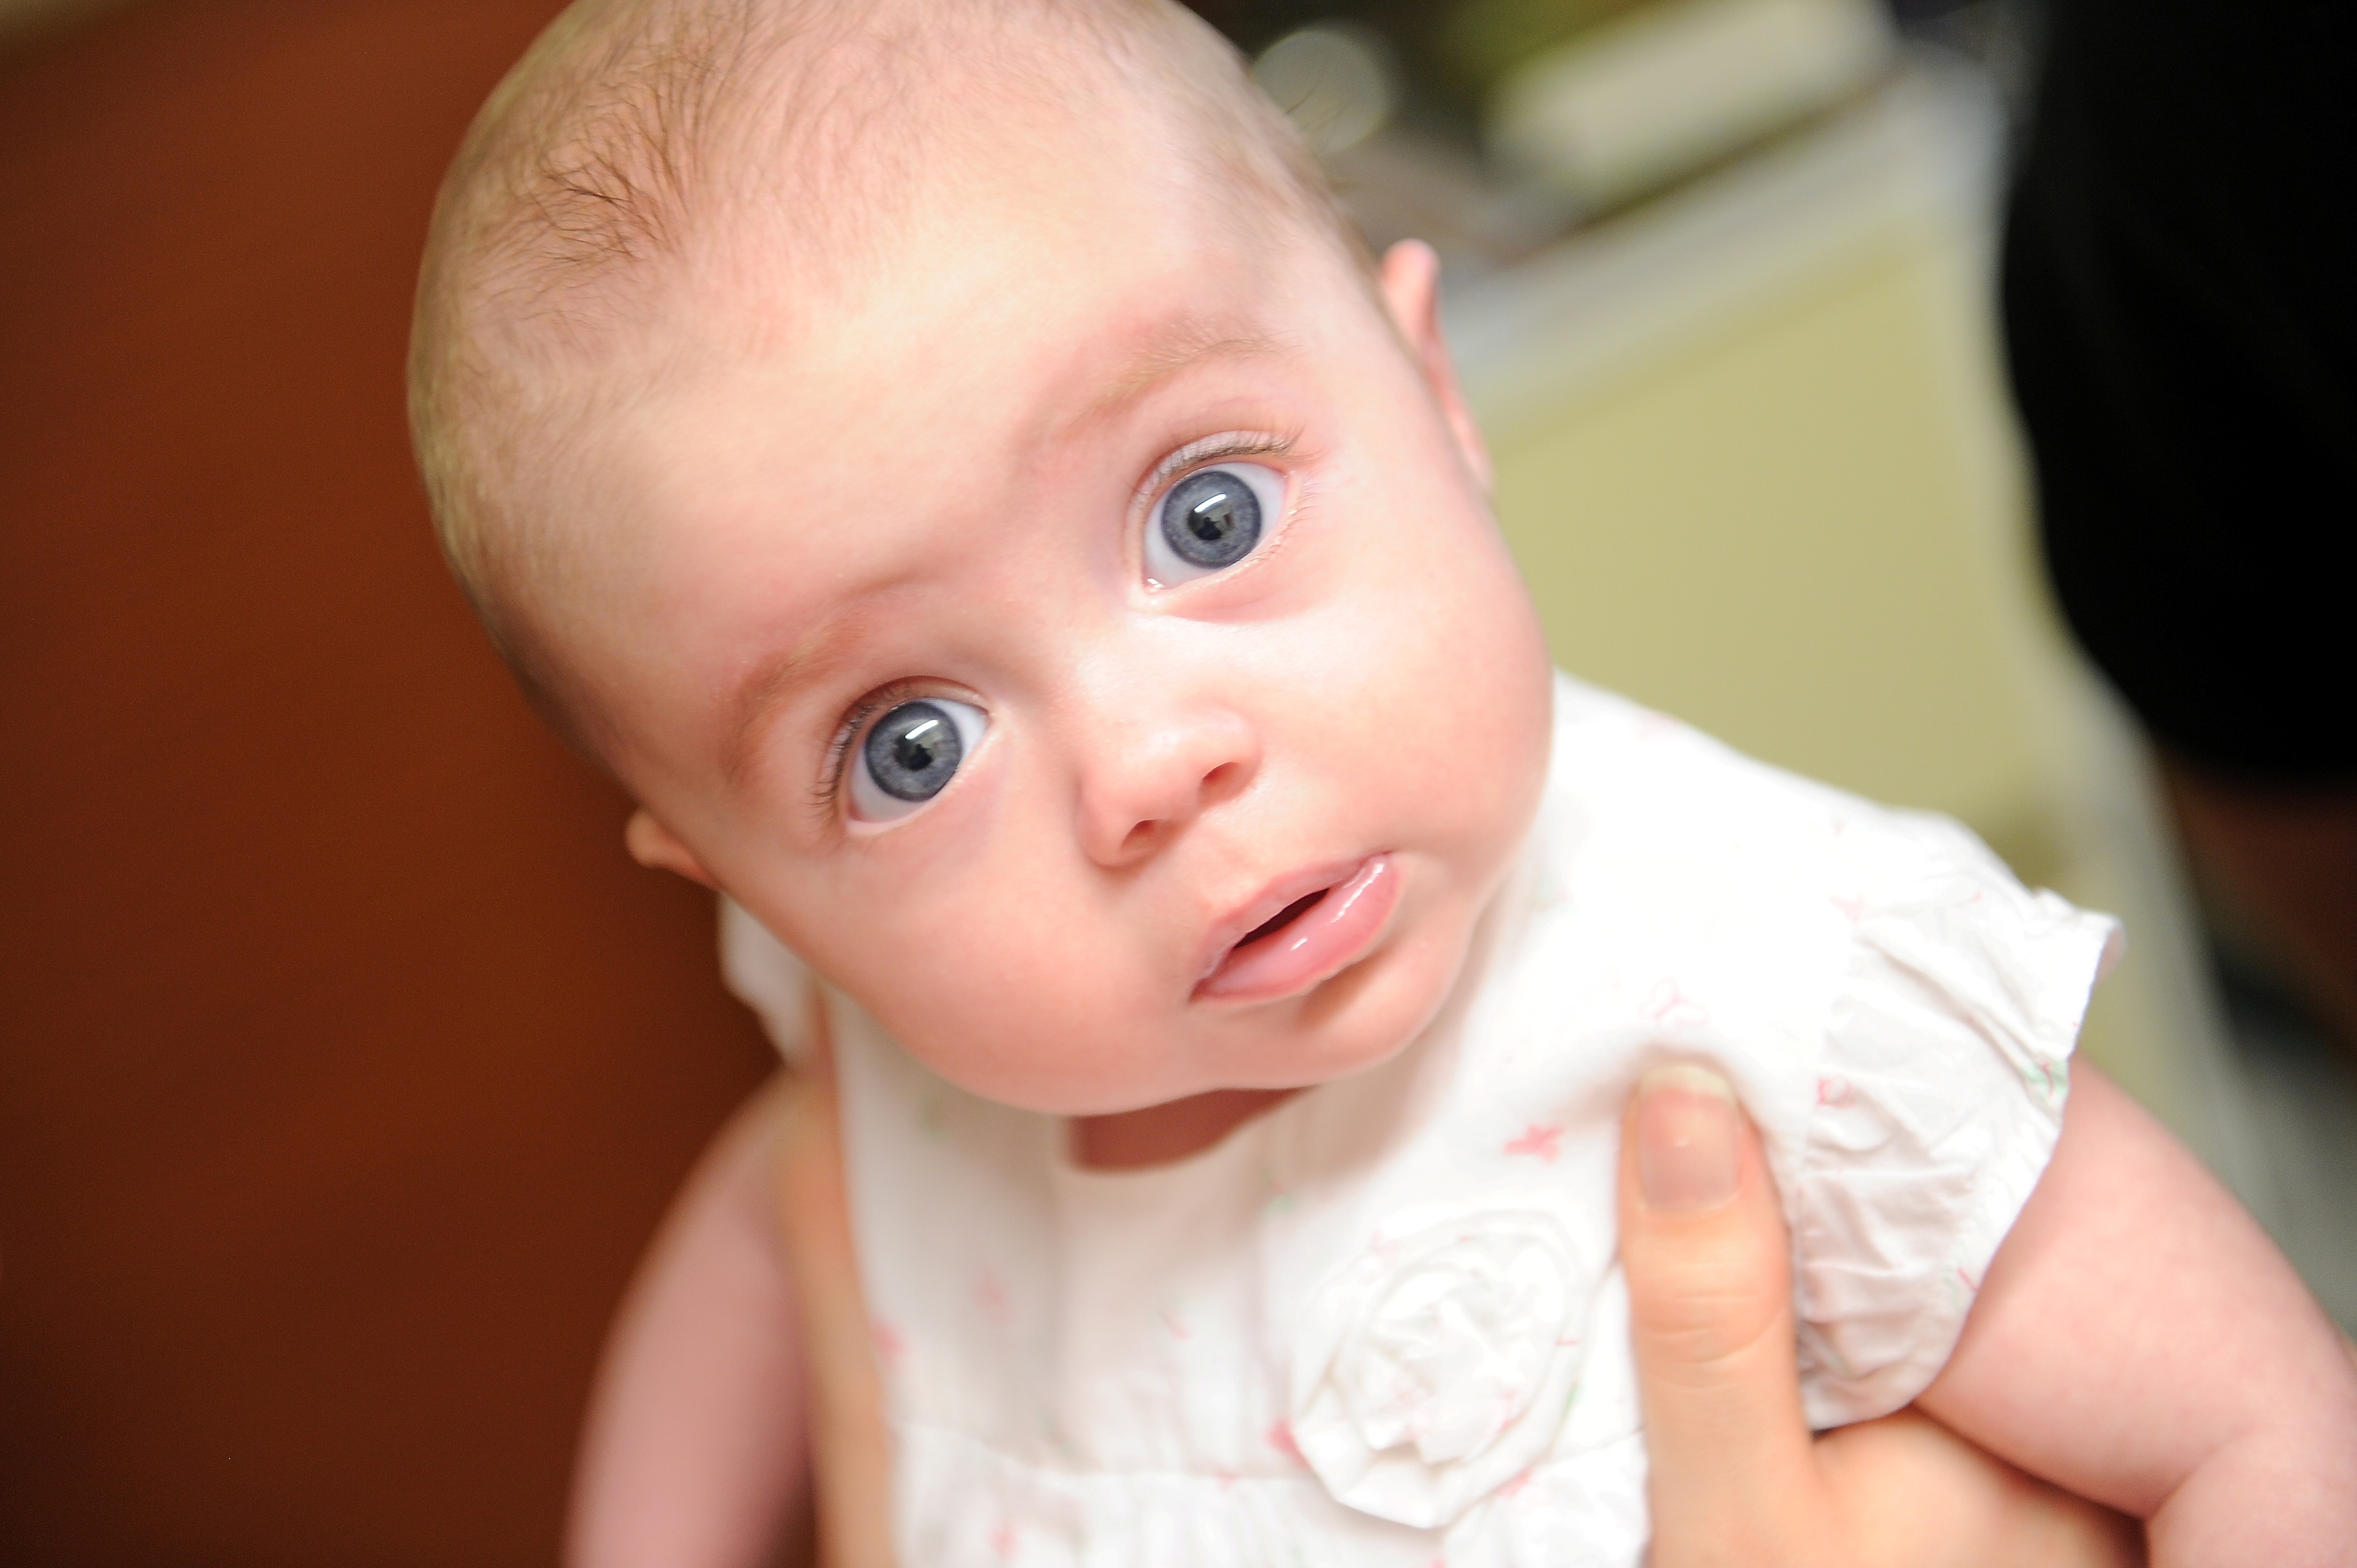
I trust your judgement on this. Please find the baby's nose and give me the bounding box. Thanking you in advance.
[1076,703,1259,867]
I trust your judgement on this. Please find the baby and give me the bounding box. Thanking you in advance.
[409,1,2357,1563]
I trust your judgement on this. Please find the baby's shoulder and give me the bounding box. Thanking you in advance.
[1483,679,2120,1426]
[1521,675,2117,1112]
[1541,673,2018,923]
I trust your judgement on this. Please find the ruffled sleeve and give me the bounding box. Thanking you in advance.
[1791,814,2120,1429]
[718,894,815,1069]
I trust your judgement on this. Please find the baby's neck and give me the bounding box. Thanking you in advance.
[1070,1087,1302,1171]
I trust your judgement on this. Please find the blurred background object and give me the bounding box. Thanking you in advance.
[4,0,2350,1561]
[1250,19,1397,155]
[1484,0,1893,219]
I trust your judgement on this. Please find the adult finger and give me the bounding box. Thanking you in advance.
[1618,1063,1830,1564]
[775,1066,898,1568]
[1621,1065,2143,1568]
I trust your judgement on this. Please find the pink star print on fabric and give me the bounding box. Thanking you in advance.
[1503,1123,1564,1161]
[1642,979,1709,1032]
[1266,1418,1306,1466]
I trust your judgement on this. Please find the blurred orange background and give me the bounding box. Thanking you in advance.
[0,2,778,1559]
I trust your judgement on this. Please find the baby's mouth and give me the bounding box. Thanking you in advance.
[1195,854,1399,1004]
[1239,888,1330,946]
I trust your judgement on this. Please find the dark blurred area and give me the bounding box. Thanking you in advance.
[2001,0,2357,1053]
[0,1,773,1560]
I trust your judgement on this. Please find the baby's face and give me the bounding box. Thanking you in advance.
[554,134,1552,1116]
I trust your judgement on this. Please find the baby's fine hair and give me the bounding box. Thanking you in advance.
[409,0,1351,751]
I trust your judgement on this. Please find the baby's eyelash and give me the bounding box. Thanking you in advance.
[1133,432,1296,513]
[813,680,924,821]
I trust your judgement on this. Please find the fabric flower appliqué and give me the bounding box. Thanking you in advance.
[1290,1208,1593,1528]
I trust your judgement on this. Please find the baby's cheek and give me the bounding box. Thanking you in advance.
[1428,570,1552,796]
[832,854,1166,1113]
[1340,587,1549,842]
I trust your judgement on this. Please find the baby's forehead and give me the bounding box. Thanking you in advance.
[624,248,1316,549]
[545,116,1356,629]
[632,134,1342,478]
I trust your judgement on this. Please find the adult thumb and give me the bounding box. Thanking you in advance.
[1618,1064,1827,1563]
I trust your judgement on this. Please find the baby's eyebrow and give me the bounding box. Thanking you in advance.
[721,603,874,792]
[1077,317,1293,428]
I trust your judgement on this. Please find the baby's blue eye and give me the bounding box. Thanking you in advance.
[1144,462,1284,586]
[850,698,987,822]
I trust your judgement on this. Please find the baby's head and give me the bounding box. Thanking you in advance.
[412,0,1554,1116]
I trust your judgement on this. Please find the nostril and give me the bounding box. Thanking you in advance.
[1118,820,1157,857]
[1202,760,1242,800]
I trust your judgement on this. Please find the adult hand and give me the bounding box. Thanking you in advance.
[1623,1064,2143,1567]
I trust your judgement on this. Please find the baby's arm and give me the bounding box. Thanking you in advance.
[568,1070,895,1568]
[1917,1063,2357,1562]
[568,1077,814,1568]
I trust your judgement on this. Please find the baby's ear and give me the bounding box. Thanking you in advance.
[1377,239,1492,495]
[625,808,717,889]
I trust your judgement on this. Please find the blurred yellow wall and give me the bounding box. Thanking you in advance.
[1492,234,2047,853]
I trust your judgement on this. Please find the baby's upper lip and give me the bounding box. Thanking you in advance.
[1192,856,1372,986]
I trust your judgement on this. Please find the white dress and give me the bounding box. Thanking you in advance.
[721,674,2118,1568]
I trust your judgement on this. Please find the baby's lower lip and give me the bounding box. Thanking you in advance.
[1195,855,1399,1004]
